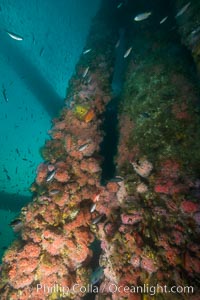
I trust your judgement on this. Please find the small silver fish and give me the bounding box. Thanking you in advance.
[40,47,44,57]
[124,47,132,58]
[92,214,103,225]
[90,203,97,213]
[160,16,168,24]
[110,176,124,183]
[49,189,60,195]
[87,76,92,84]
[83,66,89,78]
[90,267,104,285]
[134,12,152,22]
[90,203,96,213]
[175,2,191,18]
[140,112,151,118]
[6,30,23,41]
[46,170,56,182]
[10,219,23,232]
[78,143,90,152]
[191,27,200,36]
[10,219,21,226]
[117,2,123,9]
[115,39,120,48]
[83,49,92,55]
[2,86,8,102]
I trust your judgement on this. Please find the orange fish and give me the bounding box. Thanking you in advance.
[84,109,95,122]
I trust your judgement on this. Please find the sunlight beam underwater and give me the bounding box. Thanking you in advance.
[0,33,63,117]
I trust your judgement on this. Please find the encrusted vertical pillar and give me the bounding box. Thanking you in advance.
[0,2,115,299]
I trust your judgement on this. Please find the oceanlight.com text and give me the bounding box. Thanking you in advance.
[36,283,194,296]
[106,283,194,296]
